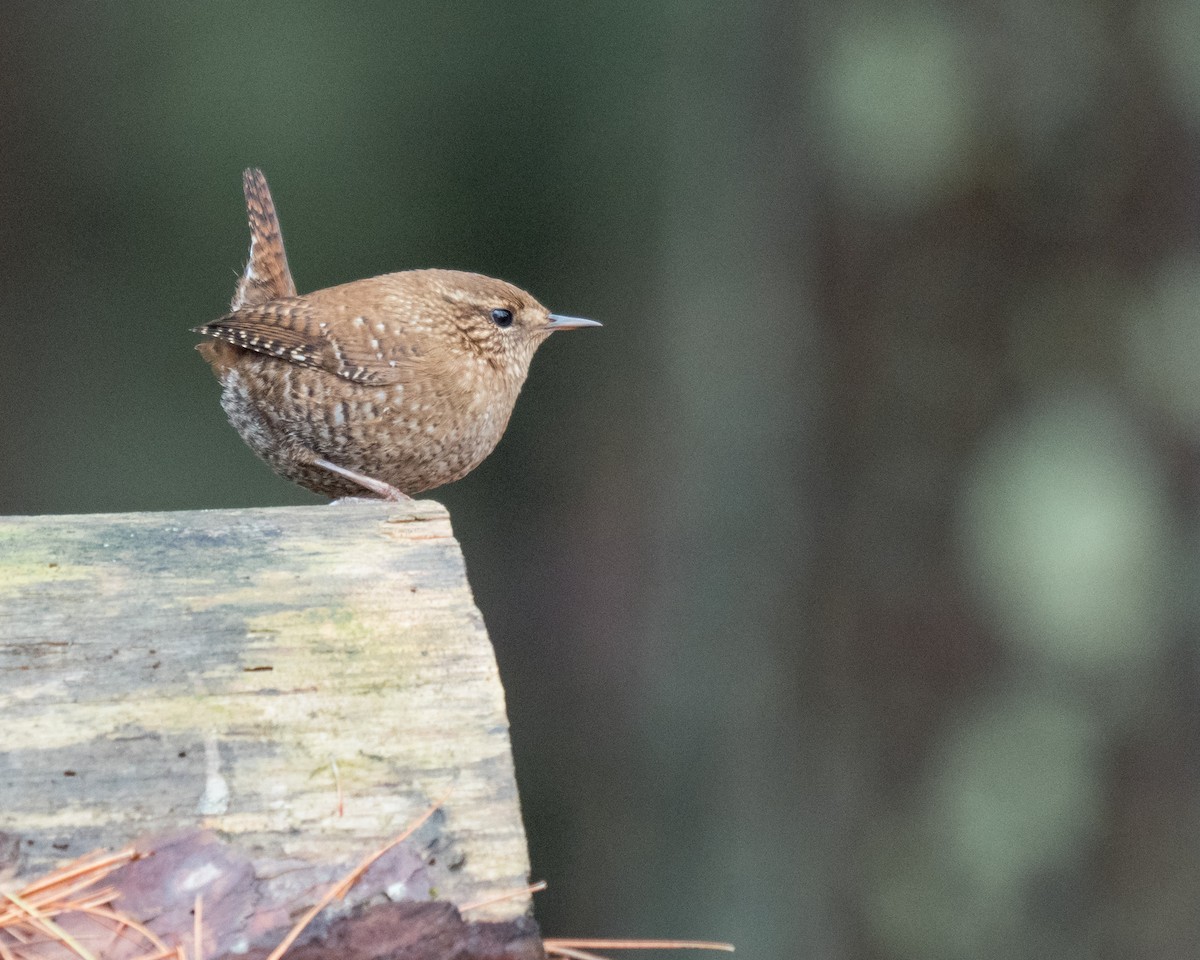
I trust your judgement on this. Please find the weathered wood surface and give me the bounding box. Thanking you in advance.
[0,502,531,920]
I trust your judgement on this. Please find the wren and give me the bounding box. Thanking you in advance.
[194,169,600,501]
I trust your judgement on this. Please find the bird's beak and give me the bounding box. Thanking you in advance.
[546,313,602,330]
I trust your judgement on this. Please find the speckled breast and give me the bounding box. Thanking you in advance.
[218,354,517,498]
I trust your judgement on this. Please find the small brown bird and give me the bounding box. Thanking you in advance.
[194,169,599,501]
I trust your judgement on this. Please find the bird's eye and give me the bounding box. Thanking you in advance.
[490,308,514,328]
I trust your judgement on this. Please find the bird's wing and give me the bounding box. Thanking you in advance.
[194,296,428,385]
[231,168,297,310]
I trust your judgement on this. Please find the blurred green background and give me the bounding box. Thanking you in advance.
[4,1,1200,957]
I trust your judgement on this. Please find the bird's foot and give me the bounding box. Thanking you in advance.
[311,457,414,504]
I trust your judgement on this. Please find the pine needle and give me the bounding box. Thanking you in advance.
[264,788,452,960]
[544,938,736,958]
[459,880,547,912]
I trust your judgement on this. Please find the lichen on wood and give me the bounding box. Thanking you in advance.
[0,501,531,921]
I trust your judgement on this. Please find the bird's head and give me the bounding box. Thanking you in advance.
[417,269,601,378]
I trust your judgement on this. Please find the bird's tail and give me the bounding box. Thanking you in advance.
[231,168,297,310]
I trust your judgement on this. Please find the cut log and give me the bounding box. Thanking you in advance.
[0,502,531,922]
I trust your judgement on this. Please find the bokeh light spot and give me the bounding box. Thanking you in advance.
[816,11,975,211]
[959,390,1171,675]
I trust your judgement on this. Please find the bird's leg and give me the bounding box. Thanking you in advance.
[310,456,414,504]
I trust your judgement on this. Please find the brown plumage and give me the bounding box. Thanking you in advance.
[194,169,599,501]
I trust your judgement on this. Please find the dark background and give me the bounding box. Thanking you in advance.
[4,2,1200,957]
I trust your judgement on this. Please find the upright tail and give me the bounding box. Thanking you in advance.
[231,168,297,310]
